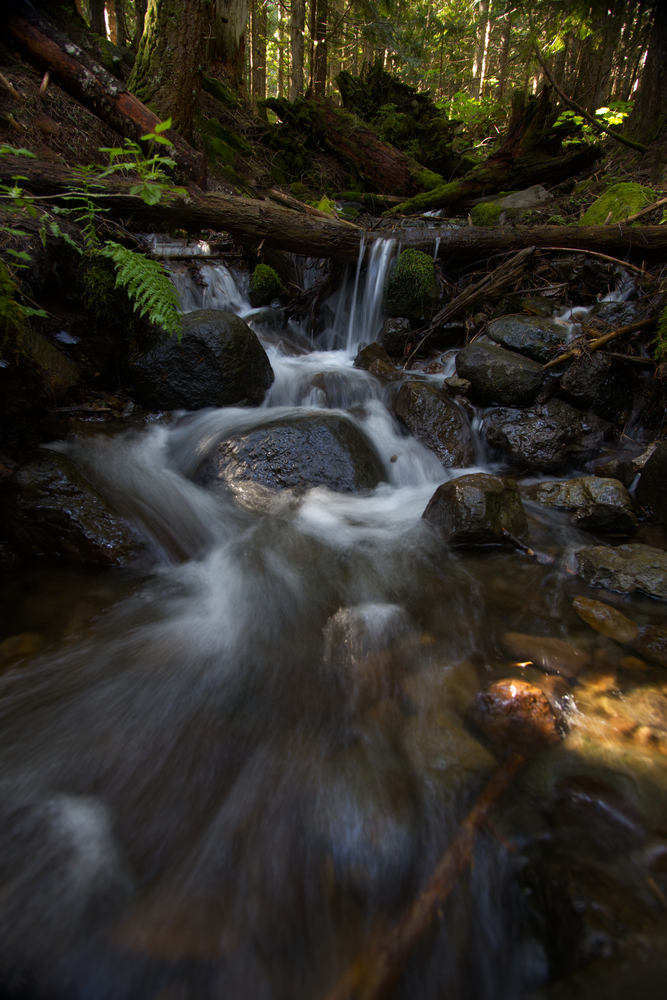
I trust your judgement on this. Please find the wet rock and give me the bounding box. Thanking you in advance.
[194,412,386,494]
[572,596,639,643]
[553,775,646,856]
[636,441,667,528]
[379,317,412,357]
[486,315,570,363]
[128,310,274,411]
[576,543,667,600]
[552,254,621,299]
[393,380,475,467]
[6,450,145,566]
[503,632,591,678]
[383,249,439,321]
[557,352,632,422]
[248,264,284,308]
[588,299,639,330]
[367,358,404,382]
[429,320,467,349]
[501,185,553,209]
[594,459,635,489]
[443,376,471,397]
[522,476,638,534]
[422,473,528,545]
[484,399,610,472]
[455,342,544,406]
[22,329,80,400]
[633,626,667,668]
[468,678,562,756]
[0,632,45,669]
[353,341,392,369]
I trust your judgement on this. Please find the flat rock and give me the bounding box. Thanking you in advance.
[393,380,475,467]
[576,543,667,600]
[456,342,544,406]
[422,473,528,545]
[128,309,274,411]
[486,314,570,363]
[484,399,610,472]
[573,596,639,643]
[523,476,638,533]
[503,631,591,678]
[194,412,386,494]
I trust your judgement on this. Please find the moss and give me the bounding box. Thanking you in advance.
[316,196,336,216]
[384,249,438,322]
[471,202,504,226]
[202,132,235,166]
[249,264,285,308]
[94,35,126,76]
[201,76,239,108]
[291,182,307,198]
[82,256,116,319]
[580,182,656,225]
[414,167,445,191]
[202,119,252,154]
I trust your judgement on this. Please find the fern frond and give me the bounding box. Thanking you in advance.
[99,241,182,339]
[0,259,27,343]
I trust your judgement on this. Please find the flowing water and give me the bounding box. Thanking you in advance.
[2,249,667,1000]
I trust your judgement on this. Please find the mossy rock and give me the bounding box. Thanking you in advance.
[201,76,239,108]
[471,203,504,226]
[580,182,656,226]
[249,264,285,308]
[290,182,307,198]
[316,196,337,216]
[384,249,439,322]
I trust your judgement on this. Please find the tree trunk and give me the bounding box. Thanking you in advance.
[624,4,667,146]
[6,157,667,266]
[250,0,266,103]
[126,0,210,141]
[471,0,489,100]
[89,0,106,34]
[290,0,305,99]
[496,12,512,103]
[2,8,206,185]
[313,0,328,97]
[210,0,248,94]
[114,0,126,48]
[133,0,147,50]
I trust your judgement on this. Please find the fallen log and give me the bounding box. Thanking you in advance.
[2,7,206,188]
[386,87,602,217]
[3,158,667,266]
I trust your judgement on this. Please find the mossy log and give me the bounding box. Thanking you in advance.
[3,158,667,266]
[387,87,602,216]
[2,7,206,188]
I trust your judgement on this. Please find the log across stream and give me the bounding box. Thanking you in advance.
[2,252,667,1000]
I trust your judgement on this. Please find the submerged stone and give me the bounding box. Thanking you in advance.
[468,678,562,756]
[576,543,667,600]
[194,412,386,494]
[503,632,591,678]
[393,380,475,467]
[634,626,667,668]
[422,473,528,545]
[573,596,639,643]
[523,476,639,534]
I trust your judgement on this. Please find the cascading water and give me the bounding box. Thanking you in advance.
[1,246,666,1000]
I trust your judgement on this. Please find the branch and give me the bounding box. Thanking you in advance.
[533,43,648,154]
[542,317,657,371]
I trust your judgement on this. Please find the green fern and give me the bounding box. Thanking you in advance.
[655,301,667,361]
[98,241,182,339]
[0,259,27,344]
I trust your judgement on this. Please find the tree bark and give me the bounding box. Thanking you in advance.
[5,157,667,266]
[126,0,210,141]
[89,0,106,35]
[624,3,667,146]
[250,0,266,102]
[132,0,147,51]
[496,12,512,103]
[290,0,305,99]
[210,0,248,94]
[313,0,328,97]
[2,8,206,186]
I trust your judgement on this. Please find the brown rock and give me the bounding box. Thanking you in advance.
[634,626,667,667]
[503,631,591,678]
[573,595,639,643]
[468,678,562,756]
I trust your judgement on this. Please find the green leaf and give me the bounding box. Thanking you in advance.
[0,226,28,236]
[152,134,174,146]
[0,145,36,158]
[22,306,48,318]
[153,117,172,133]
[99,241,182,339]
[6,249,31,261]
[129,181,163,205]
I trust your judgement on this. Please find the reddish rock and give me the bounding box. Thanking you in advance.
[468,678,562,756]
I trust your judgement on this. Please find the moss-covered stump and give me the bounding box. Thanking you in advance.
[580,182,656,225]
[248,265,285,308]
[383,249,439,322]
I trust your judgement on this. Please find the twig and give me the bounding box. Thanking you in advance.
[533,44,647,154]
[324,753,526,1000]
[622,195,667,225]
[0,71,23,102]
[542,316,657,371]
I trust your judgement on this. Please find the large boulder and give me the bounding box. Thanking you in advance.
[484,399,611,472]
[522,476,639,534]
[422,473,528,545]
[393,380,475,467]
[486,314,570,363]
[128,309,274,411]
[455,342,544,406]
[383,249,439,322]
[5,450,144,566]
[636,441,667,528]
[557,351,633,421]
[194,412,386,494]
[576,544,667,600]
[378,317,412,357]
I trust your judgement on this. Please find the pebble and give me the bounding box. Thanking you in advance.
[573,595,639,644]
[467,678,563,756]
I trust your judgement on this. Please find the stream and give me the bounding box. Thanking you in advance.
[1,243,667,1000]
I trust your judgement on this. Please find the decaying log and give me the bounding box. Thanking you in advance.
[2,7,206,188]
[3,158,667,267]
[386,87,602,217]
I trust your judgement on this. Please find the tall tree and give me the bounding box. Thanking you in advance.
[290,0,306,98]
[250,0,267,101]
[127,0,210,139]
[624,2,667,145]
[313,0,328,95]
[210,0,249,93]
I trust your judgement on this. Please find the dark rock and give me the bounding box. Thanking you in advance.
[6,450,144,566]
[634,626,667,667]
[128,310,274,411]
[503,632,591,678]
[443,376,472,397]
[366,359,404,382]
[455,342,544,405]
[468,678,562,756]
[393,380,475,467]
[522,476,638,534]
[484,399,610,472]
[22,329,80,401]
[558,352,633,422]
[353,342,392,369]
[576,543,667,600]
[248,264,284,308]
[194,412,386,494]
[636,441,667,528]
[552,254,621,298]
[594,459,635,489]
[379,317,412,357]
[422,473,528,545]
[553,775,646,856]
[429,320,467,349]
[588,299,639,329]
[383,249,439,322]
[486,314,570,363]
